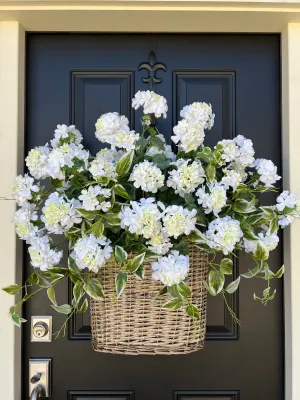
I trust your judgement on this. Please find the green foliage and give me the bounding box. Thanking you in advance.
[162,298,183,311]
[83,278,105,300]
[91,219,104,238]
[126,252,145,273]
[115,272,128,297]
[2,284,21,295]
[114,245,128,263]
[51,304,73,314]
[186,304,200,319]
[209,270,225,295]
[116,150,134,176]
[225,277,241,294]
[220,258,233,275]
[114,184,131,200]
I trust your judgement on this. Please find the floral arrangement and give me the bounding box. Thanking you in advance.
[3,90,300,336]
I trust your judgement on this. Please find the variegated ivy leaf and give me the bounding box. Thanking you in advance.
[209,270,225,295]
[220,258,233,275]
[115,150,134,177]
[115,272,128,298]
[162,298,183,311]
[114,245,128,264]
[225,277,241,294]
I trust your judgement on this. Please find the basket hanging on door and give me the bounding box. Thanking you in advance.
[90,245,208,355]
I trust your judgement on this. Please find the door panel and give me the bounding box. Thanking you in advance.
[24,34,282,400]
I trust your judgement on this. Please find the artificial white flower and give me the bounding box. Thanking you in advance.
[25,145,50,180]
[205,216,243,255]
[172,120,205,153]
[129,161,164,193]
[147,230,173,255]
[218,140,240,163]
[244,232,279,258]
[13,203,39,242]
[233,135,255,167]
[180,102,215,130]
[28,236,63,271]
[132,91,168,118]
[253,158,281,188]
[167,159,205,197]
[78,185,112,211]
[51,124,82,148]
[196,183,227,216]
[89,148,124,180]
[114,130,140,151]
[41,192,82,234]
[119,198,163,239]
[221,169,243,191]
[276,191,300,227]
[151,250,189,286]
[162,205,197,239]
[71,234,113,273]
[12,174,39,205]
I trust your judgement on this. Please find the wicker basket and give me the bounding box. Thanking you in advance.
[90,245,208,355]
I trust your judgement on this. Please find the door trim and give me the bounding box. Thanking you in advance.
[0,14,299,400]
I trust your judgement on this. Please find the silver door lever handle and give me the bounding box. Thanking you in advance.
[30,384,46,400]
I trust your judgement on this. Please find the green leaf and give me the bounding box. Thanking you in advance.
[50,177,64,188]
[151,154,171,170]
[47,287,57,305]
[51,304,72,314]
[196,151,211,163]
[84,278,105,300]
[116,150,134,176]
[186,304,200,319]
[135,265,145,280]
[241,262,263,278]
[162,298,183,311]
[269,219,279,235]
[254,243,268,261]
[188,230,206,242]
[177,282,192,298]
[220,258,233,275]
[226,276,241,294]
[158,286,168,296]
[49,273,64,285]
[28,273,38,285]
[149,135,165,150]
[114,184,131,200]
[273,265,285,279]
[73,281,84,306]
[114,245,128,263]
[195,243,215,254]
[115,272,128,297]
[232,193,256,214]
[209,270,225,295]
[206,164,216,183]
[11,313,26,327]
[172,240,189,256]
[91,219,104,238]
[241,226,258,241]
[126,252,145,273]
[36,274,51,288]
[167,284,181,299]
[76,208,98,221]
[78,298,88,313]
[2,284,21,295]
[103,213,121,226]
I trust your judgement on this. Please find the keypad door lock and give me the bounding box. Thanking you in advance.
[31,316,52,342]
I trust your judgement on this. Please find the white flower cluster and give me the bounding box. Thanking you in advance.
[129,160,164,193]
[79,186,111,212]
[162,206,196,239]
[151,250,189,286]
[89,148,124,180]
[41,192,82,234]
[172,102,214,153]
[221,169,243,192]
[95,112,139,151]
[28,236,63,271]
[253,158,281,188]
[218,135,255,167]
[205,216,243,254]
[132,90,168,118]
[147,230,173,256]
[196,183,227,216]
[13,203,38,242]
[12,174,39,205]
[71,234,113,272]
[276,191,300,227]
[244,232,279,257]
[167,159,205,198]
[26,125,89,181]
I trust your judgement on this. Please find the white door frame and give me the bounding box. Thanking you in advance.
[0,3,300,399]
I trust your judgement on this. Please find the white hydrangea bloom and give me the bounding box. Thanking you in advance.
[205,216,243,255]
[244,232,279,258]
[276,191,300,227]
[218,140,240,163]
[132,91,168,118]
[253,158,281,188]
[233,135,255,167]
[89,148,124,180]
[12,174,39,205]
[13,203,39,242]
[162,205,197,239]
[167,160,205,197]
[25,145,50,180]
[196,183,227,216]
[221,169,243,191]
[180,102,215,130]
[51,124,82,148]
[172,120,205,153]
[79,185,111,212]
[71,234,113,273]
[41,192,82,234]
[151,250,189,286]
[45,143,89,180]
[129,161,164,193]
[119,198,163,239]
[114,130,140,151]
[147,230,173,255]
[28,236,63,271]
